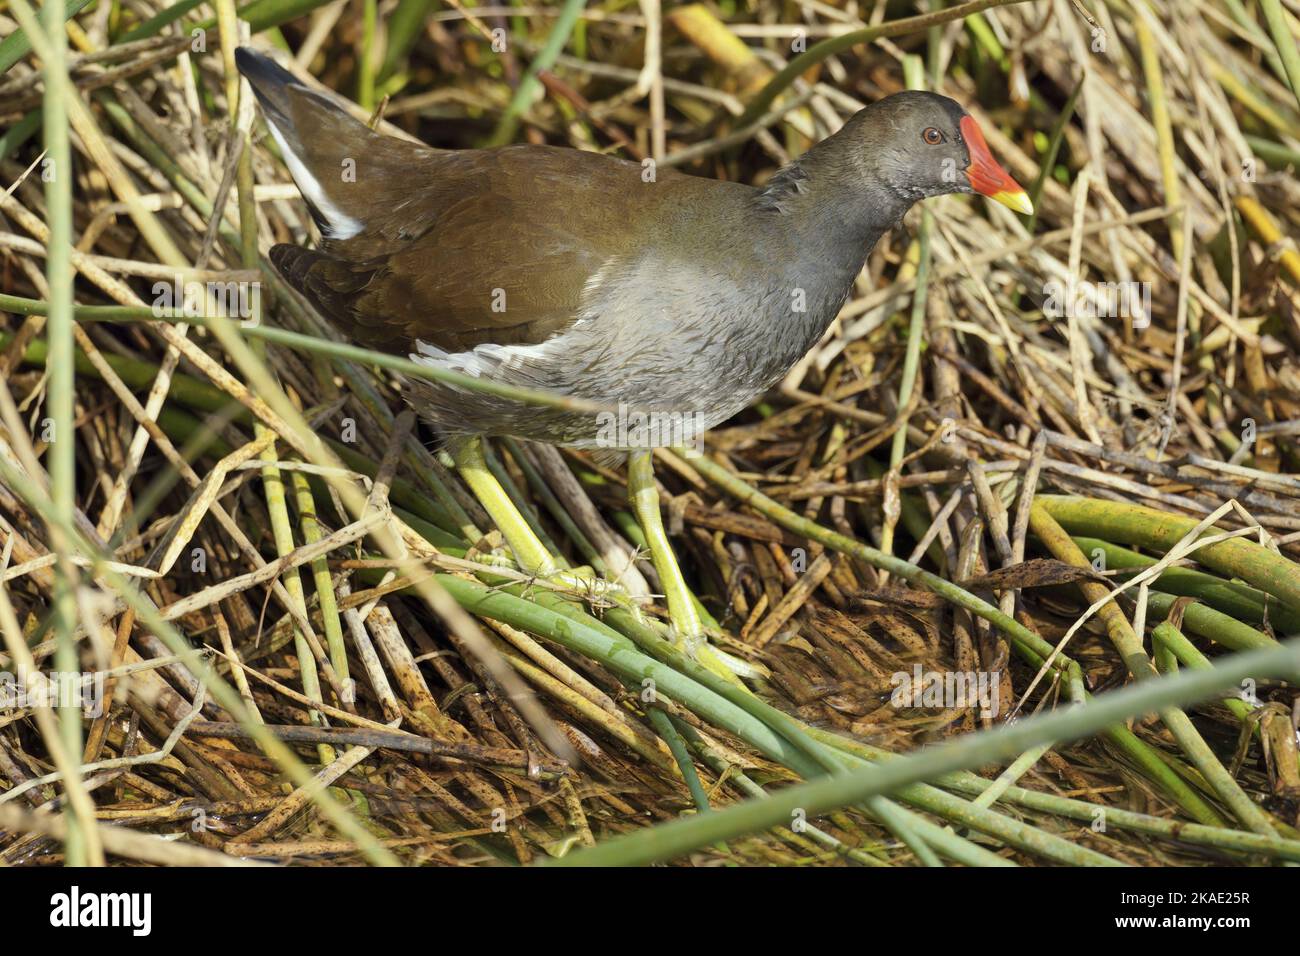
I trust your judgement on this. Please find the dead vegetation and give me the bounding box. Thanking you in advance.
[0,0,1299,866]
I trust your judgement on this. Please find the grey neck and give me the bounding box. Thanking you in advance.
[738,150,918,374]
[754,150,914,276]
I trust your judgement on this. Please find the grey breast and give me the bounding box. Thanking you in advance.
[405,202,859,449]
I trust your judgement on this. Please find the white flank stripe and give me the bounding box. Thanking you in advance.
[264,120,363,240]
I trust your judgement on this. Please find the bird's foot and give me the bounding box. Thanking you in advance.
[662,621,752,688]
[547,564,636,606]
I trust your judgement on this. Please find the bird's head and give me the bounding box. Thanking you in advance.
[839,90,1033,215]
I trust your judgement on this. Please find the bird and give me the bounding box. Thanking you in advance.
[234,46,1030,674]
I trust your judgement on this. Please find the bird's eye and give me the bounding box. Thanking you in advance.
[923,127,943,145]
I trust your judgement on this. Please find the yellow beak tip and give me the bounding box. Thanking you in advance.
[991,190,1034,215]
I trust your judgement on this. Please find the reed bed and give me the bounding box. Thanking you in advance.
[0,0,1298,867]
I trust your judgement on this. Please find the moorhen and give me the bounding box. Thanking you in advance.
[235,47,1030,672]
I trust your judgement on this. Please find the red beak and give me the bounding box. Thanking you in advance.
[959,115,1032,214]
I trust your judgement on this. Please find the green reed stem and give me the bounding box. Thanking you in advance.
[555,638,1300,866]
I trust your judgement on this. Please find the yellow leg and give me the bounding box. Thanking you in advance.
[628,449,704,652]
[454,440,743,682]
[628,450,745,685]
[451,436,558,576]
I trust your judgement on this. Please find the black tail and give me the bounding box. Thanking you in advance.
[235,46,431,243]
[234,47,299,135]
[235,47,373,240]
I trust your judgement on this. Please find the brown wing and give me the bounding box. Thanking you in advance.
[240,53,726,354]
[275,141,696,353]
